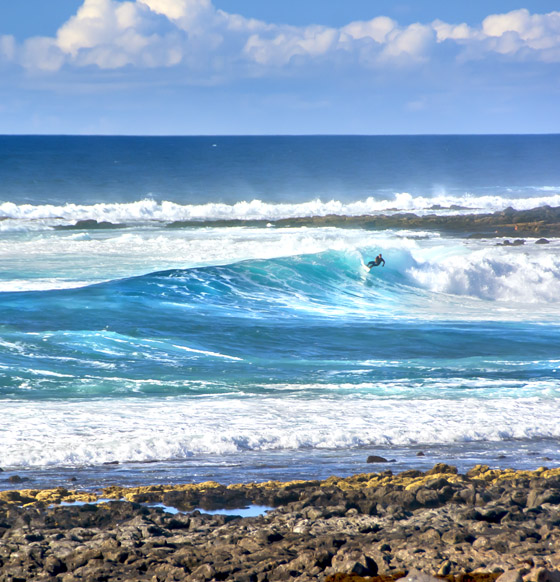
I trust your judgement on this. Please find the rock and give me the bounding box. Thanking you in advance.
[527,489,560,509]
[7,475,28,483]
[415,488,442,507]
[45,556,67,576]
[330,548,378,577]
[397,568,442,582]
[441,529,474,545]
[188,563,217,581]
[525,569,560,582]
[437,561,452,576]
[2,465,560,580]
[367,455,389,463]
[536,238,550,244]
[425,463,458,475]
[496,571,523,582]
[56,219,125,230]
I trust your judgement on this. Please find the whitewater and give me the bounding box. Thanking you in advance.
[0,134,559,490]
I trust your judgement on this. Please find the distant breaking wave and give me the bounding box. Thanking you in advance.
[1,191,560,228]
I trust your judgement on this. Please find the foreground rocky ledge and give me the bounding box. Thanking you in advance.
[1,464,560,581]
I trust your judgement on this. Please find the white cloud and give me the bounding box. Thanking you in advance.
[380,23,435,63]
[481,9,560,61]
[13,1,560,75]
[243,25,339,67]
[433,20,472,42]
[341,17,396,43]
[138,0,214,30]
[21,38,66,72]
[52,0,185,69]
[0,35,16,63]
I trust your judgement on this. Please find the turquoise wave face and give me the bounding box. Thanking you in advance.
[1,250,559,401]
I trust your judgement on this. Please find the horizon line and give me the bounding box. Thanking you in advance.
[1,132,559,138]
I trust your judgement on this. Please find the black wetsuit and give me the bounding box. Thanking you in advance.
[367,257,385,268]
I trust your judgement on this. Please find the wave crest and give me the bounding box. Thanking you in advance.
[2,192,560,229]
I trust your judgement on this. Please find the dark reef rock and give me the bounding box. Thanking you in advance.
[55,219,126,230]
[2,465,560,581]
[165,205,560,238]
[367,456,391,463]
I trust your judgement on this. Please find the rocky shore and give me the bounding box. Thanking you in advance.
[59,205,560,239]
[165,205,560,238]
[1,464,560,581]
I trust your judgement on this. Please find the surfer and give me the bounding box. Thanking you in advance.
[367,254,385,268]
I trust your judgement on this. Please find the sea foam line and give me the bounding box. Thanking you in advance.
[1,192,560,225]
[1,396,560,468]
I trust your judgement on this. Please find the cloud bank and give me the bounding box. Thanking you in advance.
[2,0,560,79]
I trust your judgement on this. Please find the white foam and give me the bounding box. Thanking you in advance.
[409,243,560,304]
[1,193,560,228]
[1,395,559,469]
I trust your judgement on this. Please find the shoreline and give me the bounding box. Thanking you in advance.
[2,464,560,581]
[2,439,559,496]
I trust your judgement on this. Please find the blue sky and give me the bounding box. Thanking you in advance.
[1,0,559,135]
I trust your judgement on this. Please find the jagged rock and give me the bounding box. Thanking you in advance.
[527,489,560,509]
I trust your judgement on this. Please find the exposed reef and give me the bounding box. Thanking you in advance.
[2,465,560,580]
[166,205,560,238]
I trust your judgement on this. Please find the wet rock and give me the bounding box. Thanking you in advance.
[56,219,126,230]
[367,456,391,463]
[7,475,28,484]
[425,463,458,476]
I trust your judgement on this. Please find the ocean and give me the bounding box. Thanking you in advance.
[1,134,560,491]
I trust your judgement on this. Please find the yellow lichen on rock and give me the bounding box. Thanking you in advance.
[4,463,560,507]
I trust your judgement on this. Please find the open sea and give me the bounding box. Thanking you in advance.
[1,134,560,492]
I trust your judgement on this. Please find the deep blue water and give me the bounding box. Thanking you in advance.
[2,134,560,204]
